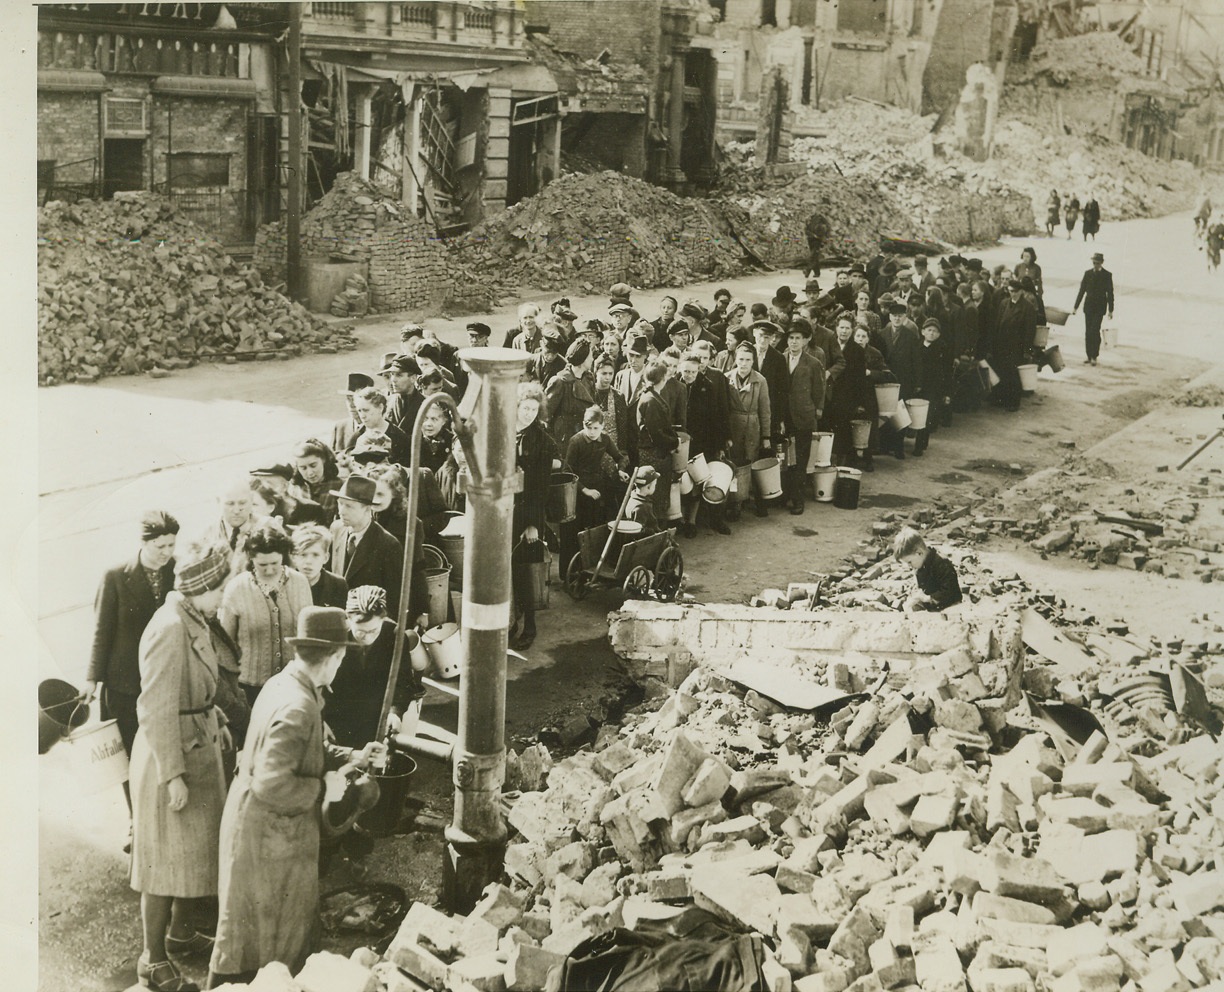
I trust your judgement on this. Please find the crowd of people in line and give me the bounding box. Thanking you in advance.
[82,242,1113,990]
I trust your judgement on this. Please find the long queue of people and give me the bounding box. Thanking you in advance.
[82,249,1060,990]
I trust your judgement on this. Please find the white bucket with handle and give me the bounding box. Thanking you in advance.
[1017,364,1038,391]
[65,720,129,793]
[888,403,912,431]
[810,432,834,469]
[686,453,710,485]
[1101,323,1119,347]
[874,382,900,415]
[423,623,462,679]
[813,466,837,502]
[905,399,930,430]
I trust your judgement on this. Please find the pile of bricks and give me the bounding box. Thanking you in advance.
[37,194,354,386]
[254,173,449,315]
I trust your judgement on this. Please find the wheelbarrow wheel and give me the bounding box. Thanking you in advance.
[565,552,590,601]
[653,547,684,602]
[623,566,653,597]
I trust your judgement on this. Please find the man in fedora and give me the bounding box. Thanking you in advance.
[382,354,423,434]
[329,476,403,615]
[770,285,798,326]
[1072,252,1114,366]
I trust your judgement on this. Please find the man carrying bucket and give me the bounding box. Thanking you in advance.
[1072,252,1114,367]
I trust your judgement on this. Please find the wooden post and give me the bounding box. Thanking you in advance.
[286,1,303,301]
[402,84,421,213]
[356,87,373,180]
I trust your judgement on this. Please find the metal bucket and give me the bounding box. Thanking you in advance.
[810,432,834,468]
[905,399,930,430]
[1044,305,1070,326]
[437,513,466,591]
[751,458,782,499]
[814,465,838,502]
[514,556,550,611]
[888,403,912,431]
[546,472,578,523]
[449,591,462,628]
[678,470,694,495]
[38,678,88,755]
[686,453,711,485]
[671,431,691,471]
[407,629,430,673]
[1033,325,1050,348]
[978,360,1000,388]
[833,467,862,510]
[874,382,900,415]
[668,481,683,519]
[359,747,417,837]
[1044,345,1065,372]
[608,519,643,560]
[1017,364,1038,391]
[702,461,734,504]
[65,720,129,793]
[424,567,451,627]
[1102,324,1119,347]
[850,419,872,450]
[423,622,462,679]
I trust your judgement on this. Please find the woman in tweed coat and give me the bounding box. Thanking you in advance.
[129,541,233,992]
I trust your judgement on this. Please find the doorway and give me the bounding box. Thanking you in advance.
[103,138,145,198]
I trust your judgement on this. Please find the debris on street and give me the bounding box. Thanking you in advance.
[37,194,355,386]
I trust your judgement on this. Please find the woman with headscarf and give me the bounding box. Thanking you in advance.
[511,382,557,650]
[208,607,385,986]
[219,520,312,707]
[129,538,232,992]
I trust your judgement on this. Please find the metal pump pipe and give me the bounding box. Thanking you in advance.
[443,347,529,913]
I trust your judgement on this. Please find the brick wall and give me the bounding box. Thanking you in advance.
[37,92,101,183]
[524,0,661,77]
[565,112,647,176]
[922,0,995,115]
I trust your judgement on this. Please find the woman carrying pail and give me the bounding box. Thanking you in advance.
[511,382,558,651]
[128,537,232,992]
[209,607,386,987]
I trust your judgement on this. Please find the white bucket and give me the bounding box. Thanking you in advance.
[905,398,930,430]
[65,720,129,793]
[889,403,912,430]
[678,470,694,495]
[686,452,711,485]
[1101,324,1119,348]
[703,461,734,504]
[408,629,431,673]
[1033,325,1050,349]
[813,466,838,502]
[850,419,872,450]
[423,622,462,679]
[1017,364,1038,391]
[810,432,834,469]
[979,360,1000,387]
[668,480,683,519]
[672,432,691,472]
[751,458,783,499]
[1044,345,1065,372]
[874,382,900,415]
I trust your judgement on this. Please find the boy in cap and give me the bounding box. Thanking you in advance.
[382,354,423,434]
[624,465,662,536]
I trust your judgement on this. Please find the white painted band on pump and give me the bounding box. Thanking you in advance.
[466,600,510,630]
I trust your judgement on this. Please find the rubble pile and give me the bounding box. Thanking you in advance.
[254,172,450,314]
[1008,32,1150,88]
[943,454,1224,582]
[37,195,354,386]
[446,171,753,302]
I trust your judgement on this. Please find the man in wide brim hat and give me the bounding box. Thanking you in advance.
[771,285,798,308]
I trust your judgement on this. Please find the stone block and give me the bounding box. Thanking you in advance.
[1047,923,1108,976]
[911,794,959,838]
[456,915,500,958]
[777,864,819,894]
[448,952,507,992]
[645,870,692,901]
[1054,955,1125,992]
[914,936,968,992]
[1037,827,1141,886]
[580,861,622,909]
[885,905,914,951]
[779,923,814,976]
[1040,796,1109,833]
[504,842,544,887]
[651,731,713,817]
[864,789,912,837]
[668,799,727,849]
[1137,956,1191,992]
[613,755,659,795]
[395,902,458,956]
[691,864,782,936]
[1169,870,1224,916]
[593,741,639,780]
[544,841,595,884]
[504,942,565,992]
[977,918,1063,951]
[979,849,1066,905]
[508,792,573,848]
[1059,763,1133,797]
[471,883,525,931]
[296,953,376,992]
[859,716,917,770]
[389,939,450,989]
[970,967,1035,992]
[683,757,733,807]
[934,699,983,734]
[700,814,767,847]
[971,893,1057,926]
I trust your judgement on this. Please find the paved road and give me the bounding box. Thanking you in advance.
[31,209,1224,990]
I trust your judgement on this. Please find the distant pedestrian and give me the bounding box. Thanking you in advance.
[1064,195,1081,239]
[1045,189,1061,237]
[1194,193,1213,238]
[1081,195,1100,241]
[1206,221,1223,272]
[804,200,830,277]
[1072,252,1115,366]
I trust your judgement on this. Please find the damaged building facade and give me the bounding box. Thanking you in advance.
[523,0,719,190]
[297,0,560,230]
[36,2,285,245]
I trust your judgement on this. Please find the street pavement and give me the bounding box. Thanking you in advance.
[30,209,1224,990]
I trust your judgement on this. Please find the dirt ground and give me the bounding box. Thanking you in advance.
[32,210,1224,990]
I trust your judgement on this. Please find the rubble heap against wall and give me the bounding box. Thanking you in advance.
[446,171,755,305]
[254,172,449,315]
[37,195,354,386]
[1008,32,1150,88]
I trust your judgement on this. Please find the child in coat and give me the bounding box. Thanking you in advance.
[893,528,962,612]
[913,318,951,456]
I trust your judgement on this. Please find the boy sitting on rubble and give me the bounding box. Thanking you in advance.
[893,527,963,612]
[624,465,661,536]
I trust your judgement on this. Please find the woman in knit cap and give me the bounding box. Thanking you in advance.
[544,338,597,450]
[129,537,234,991]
